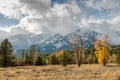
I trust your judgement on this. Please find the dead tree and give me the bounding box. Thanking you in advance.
[71,36,84,67]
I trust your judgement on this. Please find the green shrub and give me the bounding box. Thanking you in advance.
[50,54,59,65]
[59,51,69,67]
[116,53,120,66]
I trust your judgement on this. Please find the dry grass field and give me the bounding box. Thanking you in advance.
[0,64,120,80]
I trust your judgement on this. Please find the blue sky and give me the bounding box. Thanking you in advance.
[0,0,120,44]
[51,0,69,4]
[0,14,19,27]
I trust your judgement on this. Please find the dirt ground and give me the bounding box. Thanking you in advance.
[0,64,120,80]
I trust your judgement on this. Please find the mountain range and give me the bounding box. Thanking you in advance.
[0,29,99,55]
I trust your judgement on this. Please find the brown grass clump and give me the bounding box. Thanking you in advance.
[0,64,120,80]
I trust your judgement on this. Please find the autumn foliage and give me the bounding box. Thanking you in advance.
[94,35,111,66]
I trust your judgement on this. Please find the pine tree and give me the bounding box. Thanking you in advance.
[35,55,43,65]
[0,39,14,67]
[25,52,31,65]
[29,45,36,65]
[35,47,46,65]
[116,51,120,66]
[11,54,17,67]
[37,47,41,58]
[37,47,41,54]
[21,49,26,65]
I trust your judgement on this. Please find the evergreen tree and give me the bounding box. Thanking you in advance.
[20,49,26,65]
[11,54,17,67]
[37,47,41,54]
[35,55,43,65]
[25,52,31,65]
[116,51,120,66]
[0,39,14,67]
[29,45,36,65]
[37,47,41,58]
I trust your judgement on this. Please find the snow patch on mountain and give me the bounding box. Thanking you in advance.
[1,29,118,54]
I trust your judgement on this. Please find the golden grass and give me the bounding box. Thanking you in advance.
[0,64,120,80]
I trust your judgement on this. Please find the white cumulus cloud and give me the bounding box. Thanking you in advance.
[0,0,120,45]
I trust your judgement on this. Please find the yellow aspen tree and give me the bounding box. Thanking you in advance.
[94,35,111,66]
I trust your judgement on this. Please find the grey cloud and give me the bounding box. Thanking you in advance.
[0,0,120,45]
[18,0,82,35]
[19,0,51,14]
[0,26,31,39]
[86,0,120,9]
[85,19,120,45]
[18,0,120,45]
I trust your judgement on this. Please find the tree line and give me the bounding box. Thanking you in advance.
[0,37,120,68]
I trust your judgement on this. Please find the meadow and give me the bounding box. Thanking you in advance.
[0,63,120,80]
